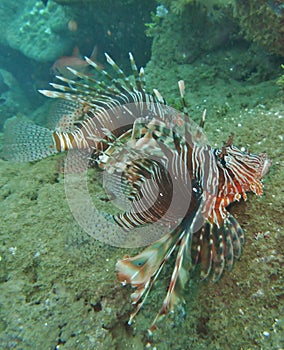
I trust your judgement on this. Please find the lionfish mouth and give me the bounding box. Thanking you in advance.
[249,154,271,196]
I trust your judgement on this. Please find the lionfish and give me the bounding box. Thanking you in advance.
[3,53,271,333]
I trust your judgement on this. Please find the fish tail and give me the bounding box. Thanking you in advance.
[3,117,59,162]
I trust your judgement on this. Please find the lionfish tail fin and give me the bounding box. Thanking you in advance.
[3,117,58,162]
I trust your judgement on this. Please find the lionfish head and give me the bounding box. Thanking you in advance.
[215,142,272,197]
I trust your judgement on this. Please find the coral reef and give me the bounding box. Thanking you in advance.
[148,0,284,67]
[235,0,284,58]
[146,2,239,67]
[145,0,282,95]
[2,0,155,65]
[0,3,22,46]
[6,0,72,62]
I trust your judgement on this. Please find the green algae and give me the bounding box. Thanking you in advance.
[0,156,129,349]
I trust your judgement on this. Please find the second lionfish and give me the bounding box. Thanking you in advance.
[4,52,271,332]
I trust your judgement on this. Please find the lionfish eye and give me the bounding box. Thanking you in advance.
[214,148,221,157]
[223,154,231,166]
[220,156,228,168]
[214,149,228,168]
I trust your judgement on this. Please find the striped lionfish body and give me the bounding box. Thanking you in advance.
[4,53,271,332]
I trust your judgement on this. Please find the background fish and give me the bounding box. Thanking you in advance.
[51,45,103,79]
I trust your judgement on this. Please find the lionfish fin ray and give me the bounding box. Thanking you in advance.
[128,52,143,91]
[85,55,131,94]
[139,67,146,89]
[116,230,182,321]
[46,99,85,132]
[104,53,133,91]
[198,214,244,281]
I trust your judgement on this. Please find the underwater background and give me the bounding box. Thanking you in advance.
[0,0,283,349]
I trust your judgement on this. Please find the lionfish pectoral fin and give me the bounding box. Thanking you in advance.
[116,231,180,324]
[198,214,245,282]
[116,232,174,295]
[148,231,191,332]
[3,117,58,162]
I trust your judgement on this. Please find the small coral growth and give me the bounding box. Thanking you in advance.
[158,0,234,16]
[234,0,284,57]
[276,64,284,91]
[6,0,71,62]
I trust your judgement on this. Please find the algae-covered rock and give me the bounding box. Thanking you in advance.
[235,0,284,58]
[145,1,282,95]
[147,2,239,67]
[6,0,72,62]
[156,0,284,58]
[158,0,234,15]
[276,64,284,91]
[0,2,22,46]
[0,69,30,131]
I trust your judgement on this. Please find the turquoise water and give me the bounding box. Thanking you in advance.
[0,1,283,349]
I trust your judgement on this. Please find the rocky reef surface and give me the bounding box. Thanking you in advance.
[2,1,71,62]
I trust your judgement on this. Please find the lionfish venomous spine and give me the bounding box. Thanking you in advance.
[4,52,271,333]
